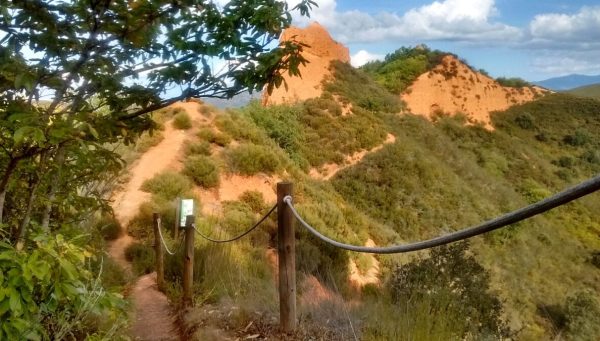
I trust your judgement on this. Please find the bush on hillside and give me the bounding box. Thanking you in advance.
[564,291,600,339]
[239,190,266,213]
[563,129,590,147]
[124,242,155,275]
[360,45,447,94]
[214,113,266,145]
[95,214,122,240]
[141,171,193,200]
[197,128,232,146]
[326,61,402,112]
[172,111,192,129]
[184,140,212,156]
[390,241,507,338]
[226,144,281,175]
[183,155,220,188]
[496,77,531,88]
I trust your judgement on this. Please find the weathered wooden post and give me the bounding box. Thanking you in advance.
[153,213,165,291]
[277,182,296,332]
[173,197,180,239]
[182,214,195,307]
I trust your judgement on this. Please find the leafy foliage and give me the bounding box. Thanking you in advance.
[390,242,507,338]
[141,171,193,200]
[226,144,281,175]
[361,45,447,94]
[0,234,127,340]
[496,77,531,88]
[172,112,192,130]
[0,0,315,241]
[198,128,232,146]
[183,155,220,188]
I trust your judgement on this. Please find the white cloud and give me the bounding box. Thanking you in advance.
[529,6,600,42]
[531,51,600,76]
[289,0,520,44]
[350,50,383,67]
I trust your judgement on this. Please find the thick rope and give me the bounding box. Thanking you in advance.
[285,173,600,254]
[193,204,277,243]
[157,222,183,255]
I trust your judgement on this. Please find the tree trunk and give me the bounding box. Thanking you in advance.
[15,179,40,249]
[15,152,46,247]
[0,158,19,224]
[41,147,66,230]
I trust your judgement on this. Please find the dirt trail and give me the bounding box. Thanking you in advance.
[108,104,200,341]
[309,133,396,180]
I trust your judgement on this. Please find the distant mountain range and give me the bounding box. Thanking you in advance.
[203,90,262,108]
[534,74,600,91]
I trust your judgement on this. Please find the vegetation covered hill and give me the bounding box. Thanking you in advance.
[361,45,548,129]
[118,57,600,340]
[567,83,600,100]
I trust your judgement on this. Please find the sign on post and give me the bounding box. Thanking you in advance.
[179,199,194,228]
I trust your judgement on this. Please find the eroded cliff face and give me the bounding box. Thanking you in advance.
[262,22,349,106]
[401,55,549,130]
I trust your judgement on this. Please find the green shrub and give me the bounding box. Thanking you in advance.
[141,171,193,200]
[590,252,600,269]
[360,45,447,95]
[95,214,122,240]
[565,291,600,339]
[184,140,211,156]
[390,242,507,338]
[124,242,155,275]
[0,234,127,340]
[239,190,266,212]
[183,155,220,187]
[326,61,402,112]
[214,113,266,144]
[197,128,232,146]
[128,198,178,240]
[496,77,531,88]
[172,111,192,130]
[226,144,281,175]
[563,129,590,146]
[515,112,535,130]
[93,255,128,290]
[555,156,574,168]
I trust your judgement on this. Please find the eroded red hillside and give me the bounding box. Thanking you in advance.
[262,22,349,105]
[401,55,549,130]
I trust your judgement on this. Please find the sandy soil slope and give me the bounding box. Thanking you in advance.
[402,55,549,130]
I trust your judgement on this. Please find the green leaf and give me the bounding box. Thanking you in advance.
[9,289,22,314]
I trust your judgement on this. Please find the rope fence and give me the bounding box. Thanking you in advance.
[192,204,277,243]
[284,173,600,254]
[156,219,184,255]
[150,173,600,331]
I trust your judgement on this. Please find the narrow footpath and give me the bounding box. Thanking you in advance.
[108,114,189,340]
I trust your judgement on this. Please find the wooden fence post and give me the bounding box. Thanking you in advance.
[182,215,195,307]
[173,197,180,239]
[153,213,165,291]
[277,182,296,332]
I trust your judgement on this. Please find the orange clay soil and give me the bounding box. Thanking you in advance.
[348,239,381,288]
[401,55,550,130]
[262,22,349,106]
[194,173,280,216]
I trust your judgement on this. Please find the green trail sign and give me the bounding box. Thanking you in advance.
[179,199,194,228]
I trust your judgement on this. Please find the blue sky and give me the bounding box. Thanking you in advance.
[288,0,600,81]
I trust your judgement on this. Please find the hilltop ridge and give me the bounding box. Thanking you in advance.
[401,55,548,129]
[262,22,349,105]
